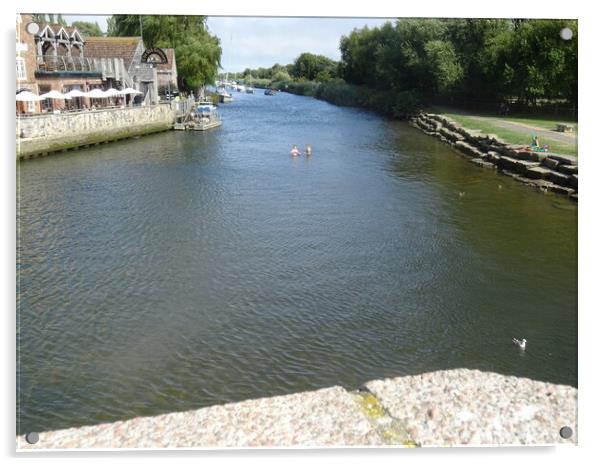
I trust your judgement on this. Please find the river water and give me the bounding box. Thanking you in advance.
[17,91,577,434]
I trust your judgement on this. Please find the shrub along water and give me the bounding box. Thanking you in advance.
[272,80,421,119]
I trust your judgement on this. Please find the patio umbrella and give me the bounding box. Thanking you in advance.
[119,87,143,95]
[103,88,121,97]
[16,91,43,102]
[86,88,108,98]
[40,90,71,100]
[64,89,87,98]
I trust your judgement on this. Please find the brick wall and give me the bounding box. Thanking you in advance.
[16,14,40,113]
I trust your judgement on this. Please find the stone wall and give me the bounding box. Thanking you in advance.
[16,104,177,159]
[409,113,578,201]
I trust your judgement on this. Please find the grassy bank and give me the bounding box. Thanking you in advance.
[435,109,578,157]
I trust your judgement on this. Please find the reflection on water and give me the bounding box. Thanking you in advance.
[17,92,577,434]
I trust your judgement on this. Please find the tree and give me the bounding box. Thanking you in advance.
[30,14,45,23]
[424,40,463,94]
[271,70,291,82]
[291,53,338,81]
[107,15,222,92]
[72,21,103,37]
[338,18,577,108]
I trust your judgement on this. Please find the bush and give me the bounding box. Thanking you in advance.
[275,79,422,119]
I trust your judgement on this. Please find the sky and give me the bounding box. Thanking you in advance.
[63,15,391,72]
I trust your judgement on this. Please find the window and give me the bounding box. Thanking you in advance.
[16,57,26,81]
[27,100,35,113]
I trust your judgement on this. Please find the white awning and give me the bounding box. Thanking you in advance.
[64,89,87,98]
[86,89,108,98]
[40,90,72,100]
[16,91,44,102]
[118,87,143,95]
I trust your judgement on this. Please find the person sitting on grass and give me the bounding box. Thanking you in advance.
[531,135,540,148]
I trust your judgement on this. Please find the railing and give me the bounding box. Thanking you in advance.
[170,97,196,117]
[37,55,97,73]
[36,55,130,82]
[17,102,172,119]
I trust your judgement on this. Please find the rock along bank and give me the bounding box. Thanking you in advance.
[409,113,578,201]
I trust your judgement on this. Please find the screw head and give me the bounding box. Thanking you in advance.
[559,426,573,439]
[25,432,39,444]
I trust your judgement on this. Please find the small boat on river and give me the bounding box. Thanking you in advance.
[174,103,222,131]
[217,87,233,103]
[193,104,222,131]
[264,88,277,96]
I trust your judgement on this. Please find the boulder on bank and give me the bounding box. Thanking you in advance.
[514,160,542,175]
[548,154,578,166]
[526,166,555,180]
[558,164,578,175]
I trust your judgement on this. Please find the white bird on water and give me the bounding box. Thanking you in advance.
[512,338,527,350]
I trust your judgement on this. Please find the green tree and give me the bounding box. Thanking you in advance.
[291,53,338,81]
[107,15,222,92]
[30,14,47,23]
[501,19,578,104]
[424,40,463,94]
[72,21,103,37]
[271,70,291,82]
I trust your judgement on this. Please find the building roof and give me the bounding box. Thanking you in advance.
[40,24,76,36]
[155,48,176,71]
[83,37,143,69]
[37,23,85,42]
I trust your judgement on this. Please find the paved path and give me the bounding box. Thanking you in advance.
[469,115,577,145]
[17,369,577,449]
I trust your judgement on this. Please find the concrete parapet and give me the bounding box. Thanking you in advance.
[17,369,576,449]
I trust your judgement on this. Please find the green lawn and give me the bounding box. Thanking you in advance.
[431,107,578,157]
[501,116,578,133]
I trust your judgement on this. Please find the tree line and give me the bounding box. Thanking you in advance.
[339,18,577,107]
[234,18,577,112]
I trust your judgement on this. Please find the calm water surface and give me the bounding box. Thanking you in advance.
[17,92,577,434]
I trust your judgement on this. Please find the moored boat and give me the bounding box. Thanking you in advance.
[193,104,222,131]
[217,87,233,103]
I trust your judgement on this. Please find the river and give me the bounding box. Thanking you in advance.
[17,91,577,434]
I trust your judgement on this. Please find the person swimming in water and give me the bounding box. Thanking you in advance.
[290,145,300,156]
[304,144,312,156]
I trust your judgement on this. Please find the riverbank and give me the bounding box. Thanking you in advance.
[273,80,419,119]
[16,104,182,160]
[409,112,578,200]
[17,369,576,449]
[433,107,578,157]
